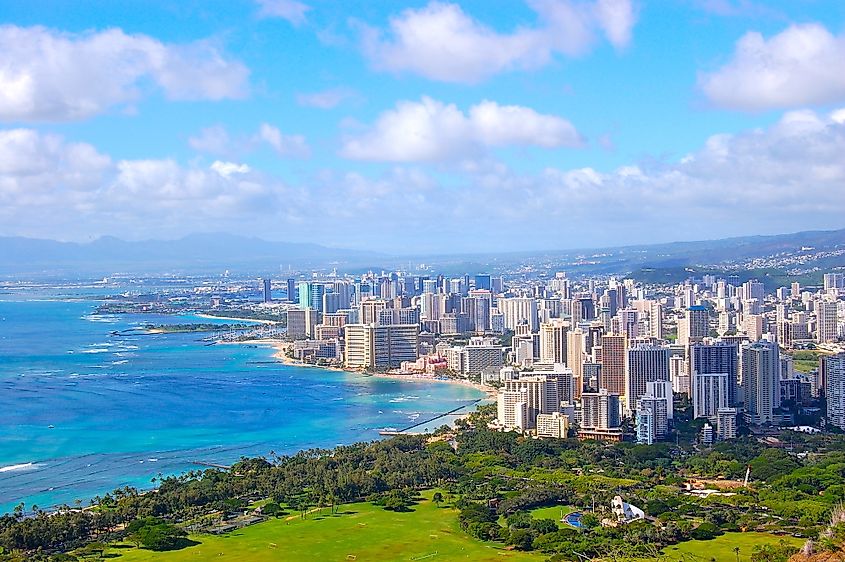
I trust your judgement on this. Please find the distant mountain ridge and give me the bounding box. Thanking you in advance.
[0,227,843,277]
[0,233,383,275]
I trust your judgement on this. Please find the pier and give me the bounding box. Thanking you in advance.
[378,399,482,436]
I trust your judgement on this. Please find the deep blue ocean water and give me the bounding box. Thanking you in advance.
[0,288,483,513]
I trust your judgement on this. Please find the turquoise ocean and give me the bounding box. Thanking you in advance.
[0,287,483,513]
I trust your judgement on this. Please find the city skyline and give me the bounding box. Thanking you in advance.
[1,1,844,252]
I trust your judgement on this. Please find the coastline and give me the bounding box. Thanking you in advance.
[224,337,497,401]
[195,313,278,325]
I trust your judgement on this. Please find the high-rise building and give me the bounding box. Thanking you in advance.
[635,405,653,444]
[580,389,622,441]
[678,305,709,346]
[344,324,420,370]
[817,300,839,343]
[499,297,539,332]
[823,353,845,430]
[462,337,504,375]
[536,412,569,438]
[625,344,670,413]
[716,407,738,440]
[360,299,388,325]
[286,278,297,303]
[501,376,557,429]
[692,373,729,421]
[691,343,739,405]
[474,273,492,291]
[824,273,844,291]
[670,355,690,395]
[497,390,528,430]
[567,328,585,399]
[741,341,780,424]
[636,393,668,443]
[298,282,326,312]
[599,334,626,395]
[539,319,569,364]
[261,278,272,303]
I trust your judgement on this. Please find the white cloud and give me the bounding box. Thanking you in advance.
[0,25,249,122]
[257,123,311,158]
[255,0,311,25]
[699,23,845,111]
[296,87,359,109]
[340,97,583,162]
[0,129,281,240]
[3,108,844,252]
[359,0,637,83]
[188,123,310,158]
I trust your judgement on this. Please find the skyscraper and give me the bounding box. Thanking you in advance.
[823,353,845,430]
[344,323,419,370]
[599,334,626,395]
[678,305,708,345]
[741,341,780,424]
[625,344,670,413]
[261,278,272,303]
[286,278,297,303]
[474,273,492,291]
[539,319,569,364]
[691,343,739,406]
[817,300,839,343]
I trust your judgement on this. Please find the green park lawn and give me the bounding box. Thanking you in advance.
[659,532,804,561]
[108,491,540,562]
[100,494,804,562]
[528,504,578,527]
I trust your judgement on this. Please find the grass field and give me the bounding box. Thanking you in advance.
[109,491,540,561]
[101,495,804,562]
[528,505,578,527]
[660,532,804,561]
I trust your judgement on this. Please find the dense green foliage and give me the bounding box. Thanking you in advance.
[3,406,845,560]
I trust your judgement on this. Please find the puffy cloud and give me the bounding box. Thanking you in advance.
[188,123,310,158]
[3,108,844,251]
[340,97,583,162]
[296,87,359,109]
[255,0,311,25]
[0,129,280,240]
[699,24,845,111]
[0,25,249,122]
[359,0,637,83]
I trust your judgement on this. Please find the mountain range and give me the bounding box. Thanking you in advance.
[0,228,843,279]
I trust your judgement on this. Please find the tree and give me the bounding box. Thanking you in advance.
[127,518,187,551]
[432,492,444,507]
[507,529,537,551]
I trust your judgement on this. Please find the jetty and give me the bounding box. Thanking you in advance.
[379,399,481,436]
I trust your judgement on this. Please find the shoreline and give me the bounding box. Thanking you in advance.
[195,313,279,325]
[225,337,497,402]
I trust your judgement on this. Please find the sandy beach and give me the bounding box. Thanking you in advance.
[222,338,497,399]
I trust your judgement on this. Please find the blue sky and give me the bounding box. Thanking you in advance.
[1,0,844,253]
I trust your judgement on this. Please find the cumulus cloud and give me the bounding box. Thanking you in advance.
[359,0,637,83]
[0,25,249,122]
[340,97,583,162]
[699,23,845,111]
[255,0,311,25]
[3,108,844,251]
[188,123,310,158]
[0,129,281,240]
